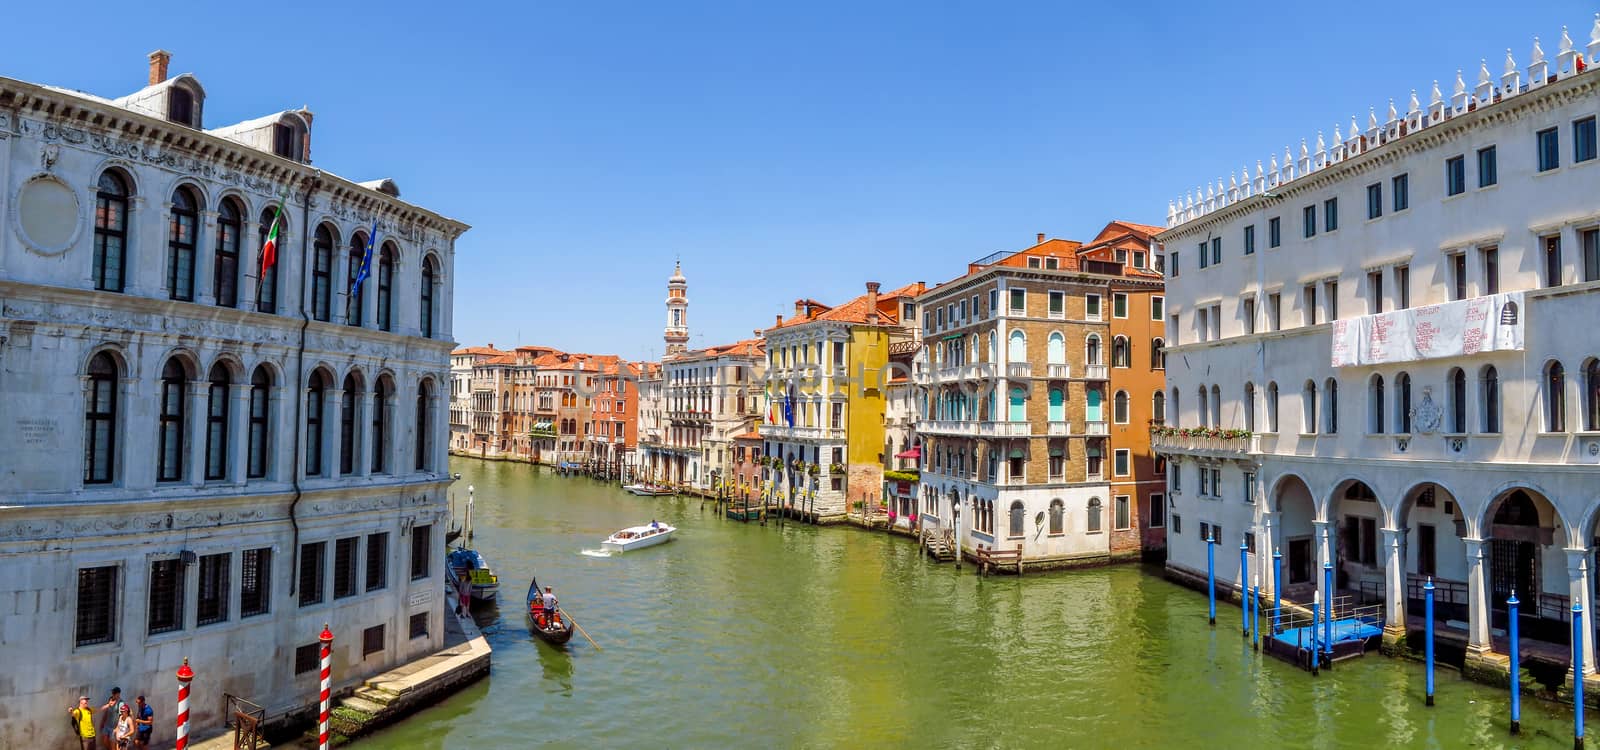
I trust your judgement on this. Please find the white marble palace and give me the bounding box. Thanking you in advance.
[1155,20,1600,680]
[0,52,467,746]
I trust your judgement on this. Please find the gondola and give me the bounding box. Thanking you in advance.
[526,578,574,645]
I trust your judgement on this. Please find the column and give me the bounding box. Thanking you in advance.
[326,388,345,480]
[195,210,218,306]
[1568,547,1597,675]
[432,392,448,472]
[228,383,251,484]
[185,380,209,487]
[1314,519,1333,602]
[355,388,373,478]
[1382,527,1407,633]
[0,125,10,275]
[1259,512,1279,598]
[1465,537,1492,653]
[126,196,151,297]
[274,385,294,483]
[240,217,259,311]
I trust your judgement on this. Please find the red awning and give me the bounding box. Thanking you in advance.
[894,447,921,459]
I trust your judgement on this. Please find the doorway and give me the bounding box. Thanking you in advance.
[1288,537,1313,585]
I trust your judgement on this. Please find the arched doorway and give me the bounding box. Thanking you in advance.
[1272,474,1316,600]
[1329,479,1381,596]
[1482,487,1565,643]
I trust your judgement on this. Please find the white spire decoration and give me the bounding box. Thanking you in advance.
[1478,59,1491,85]
[1592,13,1600,48]
[1407,89,1420,114]
[1506,48,1518,75]
[1369,107,1379,130]
[1532,36,1545,64]
[1349,115,1359,139]
[1430,80,1443,105]
[1560,25,1574,54]
[1453,69,1466,96]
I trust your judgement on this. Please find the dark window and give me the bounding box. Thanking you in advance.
[334,536,359,599]
[168,86,195,127]
[256,209,283,314]
[1418,524,1437,577]
[1302,205,1316,237]
[1577,117,1598,163]
[409,612,429,639]
[1449,369,1467,433]
[366,532,388,592]
[84,352,119,484]
[1392,173,1409,211]
[312,225,334,322]
[377,244,395,332]
[363,624,385,657]
[1197,241,1208,269]
[75,566,118,646]
[1323,198,1338,232]
[421,258,437,338]
[348,233,368,327]
[94,171,130,293]
[157,359,187,482]
[1545,236,1563,287]
[415,382,431,471]
[1586,229,1600,283]
[372,378,389,473]
[147,558,185,635]
[1587,359,1600,431]
[1170,251,1179,276]
[294,643,318,675]
[205,364,230,481]
[306,370,327,477]
[1268,217,1281,247]
[196,552,230,626]
[298,541,325,607]
[1451,254,1468,301]
[340,374,358,475]
[410,524,432,581]
[1548,361,1567,432]
[1538,127,1560,172]
[1445,155,1466,195]
[1396,265,1410,309]
[1482,366,1501,432]
[1482,247,1499,294]
[1477,146,1497,187]
[1366,183,1382,219]
[1211,237,1221,265]
[1396,373,1412,433]
[215,198,241,308]
[273,123,301,160]
[167,187,199,301]
[248,367,271,479]
[1148,494,1165,528]
[1243,224,1255,255]
[241,547,271,618]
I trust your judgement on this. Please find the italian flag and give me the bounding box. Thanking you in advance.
[260,206,283,274]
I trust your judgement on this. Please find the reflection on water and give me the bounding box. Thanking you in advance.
[363,458,1593,748]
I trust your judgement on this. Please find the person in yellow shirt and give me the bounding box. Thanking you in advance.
[68,695,96,750]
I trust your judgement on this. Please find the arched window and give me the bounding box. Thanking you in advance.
[167,186,200,301]
[1323,379,1337,433]
[340,373,359,475]
[1587,359,1600,431]
[1266,382,1280,432]
[1151,337,1165,370]
[1112,336,1131,368]
[1211,384,1222,428]
[1086,497,1103,533]
[1007,330,1026,363]
[1197,387,1209,428]
[1085,334,1102,365]
[1009,501,1025,537]
[306,370,328,476]
[1368,374,1386,433]
[1243,383,1256,431]
[1047,332,1065,364]
[1547,360,1566,432]
[1395,372,1412,433]
[987,332,997,364]
[257,209,285,314]
[377,242,397,332]
[1049,499,1064,535]
[157,359,188,482]
[422,256,439,338]
[1048,388,1065,422]
[1302,380,1318,434]
[1114,390,1130,424]
[215,198,242,308]
[372,377,390,473]
[1009,386,1027,422]
[1448,368,1467,433]
[205,363,230,481]
[93,171,131,293]
[1153,390,1166,425]
[248,366,271,479]
[312,225,335,322]
[1086,388,1102,423]
[1481,365,1501,432]
[84,352,120,484]
[415,380,432,471]
[1170,388,1181,428]
[347,232,368,327]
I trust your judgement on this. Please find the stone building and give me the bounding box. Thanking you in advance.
[1154,20,1600,683]
[650,338,765,490]
[449,345,504,451]
[0,52,466,746]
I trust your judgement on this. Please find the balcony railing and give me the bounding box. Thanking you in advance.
[1083,364,1108,380]
[1149,430,1261,455]
[1046,363,1071,379]
[1046,420,1071,436]
[1084,420,1108,435]
[765,425,846,441]
[1005,363,1032,378]
[991,421,1031,437]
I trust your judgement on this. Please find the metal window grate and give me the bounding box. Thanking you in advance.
[196,553,230,626]
[409,612,429,639]
[334,537,358,599]
[75,566,117,646]
[241,548,271,618]
[366,533,388,592]
[362,624,385,657]
[148,559,185,635]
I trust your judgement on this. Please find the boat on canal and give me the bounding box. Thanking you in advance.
[525,579,574,645]
[448,484,499,601]
[623,483,674,497]
[601,522,676,552]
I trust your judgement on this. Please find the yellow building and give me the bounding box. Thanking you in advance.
[761,281,925,521]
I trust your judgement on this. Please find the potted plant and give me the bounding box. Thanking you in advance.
[829,462,847,475]
[807,463,820,476]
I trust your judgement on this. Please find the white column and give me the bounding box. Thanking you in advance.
[195,210,218,306]
[228,383,251,484]
[1260,512,1279,598]
[355,388,373,478]
[126,196,152,297]
[327,389,345,480]
[1568,547,1596,675]
[1314,519,1333,602]
[186,381,209,487]
[1382,527,1407,631]
[239,217,259,312]
[1465,537,1492,652]
[274,385,294,482]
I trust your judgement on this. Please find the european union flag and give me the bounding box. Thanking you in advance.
[351,220,378,298]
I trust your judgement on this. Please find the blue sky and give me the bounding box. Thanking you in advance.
[2,1,1590,359]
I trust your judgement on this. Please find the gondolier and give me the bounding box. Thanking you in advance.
[541,586,558,622]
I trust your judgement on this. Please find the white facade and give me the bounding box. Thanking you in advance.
[1155,25,1600,669]
[0,61,466,747]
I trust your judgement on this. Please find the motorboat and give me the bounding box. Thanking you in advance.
[623,483,674,497]
[601,523,677,552]
[448,547,500,601]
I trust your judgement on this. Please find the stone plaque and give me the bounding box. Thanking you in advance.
[15,174,81,255]
[409,588,434,607]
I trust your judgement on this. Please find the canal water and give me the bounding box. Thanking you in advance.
[369,458,1589,748]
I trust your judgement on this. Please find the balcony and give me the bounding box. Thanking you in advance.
[1082,364,1108,380]
[1150,429,1261,457]
[1084,420,1108,435]
[1046,420,1071,436]
[1046,363,1071,379]
[1005,362,1032,378]
[989,421,1032,437]
[764,424,846,441]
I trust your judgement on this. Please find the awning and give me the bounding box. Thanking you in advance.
[894,447,921,459]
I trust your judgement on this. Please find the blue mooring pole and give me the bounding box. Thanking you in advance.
[1311,590,1321,676]
[1272,548,1283,635]
[1425,577,1436,707]
[1574,602,1585,750]
[1508,590,1521,736]
[1207,532,1217,626]
[1240,541,1250,638]
[1323,561,1335,663]
[1251,583,1260,651]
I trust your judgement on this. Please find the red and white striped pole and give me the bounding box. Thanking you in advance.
[317,624,333,750]
[175,657,194,750]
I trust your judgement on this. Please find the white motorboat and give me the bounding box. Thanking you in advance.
[601,523,677,552]
[623,483,674,497]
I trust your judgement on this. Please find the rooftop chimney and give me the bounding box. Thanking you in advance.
[865,281,881,325]
[1037,233,1045,245]
[148,50,171,86]
[775,314,783,327]
[794,299,805,319]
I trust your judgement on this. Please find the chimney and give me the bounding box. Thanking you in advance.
[1036,233,1046,245]
[865,281,881,325]
[487,342,494,349]
[775,314,783,327]
[147,50,171,86]
[794,299,806,319]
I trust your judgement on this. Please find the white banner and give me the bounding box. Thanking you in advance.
[1331,291,1524,367]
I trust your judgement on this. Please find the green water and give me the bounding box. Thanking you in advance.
[367,458,1590,748]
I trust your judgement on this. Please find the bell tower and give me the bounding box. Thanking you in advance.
[664,260,689,355]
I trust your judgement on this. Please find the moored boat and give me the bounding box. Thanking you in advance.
[623,483,674,497]
[601,523,676,552]
[448,547,500,601]
[526,579,574,645]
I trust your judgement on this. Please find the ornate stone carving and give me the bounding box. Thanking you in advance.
[1413,387,1442,435]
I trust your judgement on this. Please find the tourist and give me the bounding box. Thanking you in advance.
[97,688,125,750]
[541,586,558,624]
[68,696,96,750]
[112,705,134,749]
[132,696,152,749]
[650,518,659,530]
